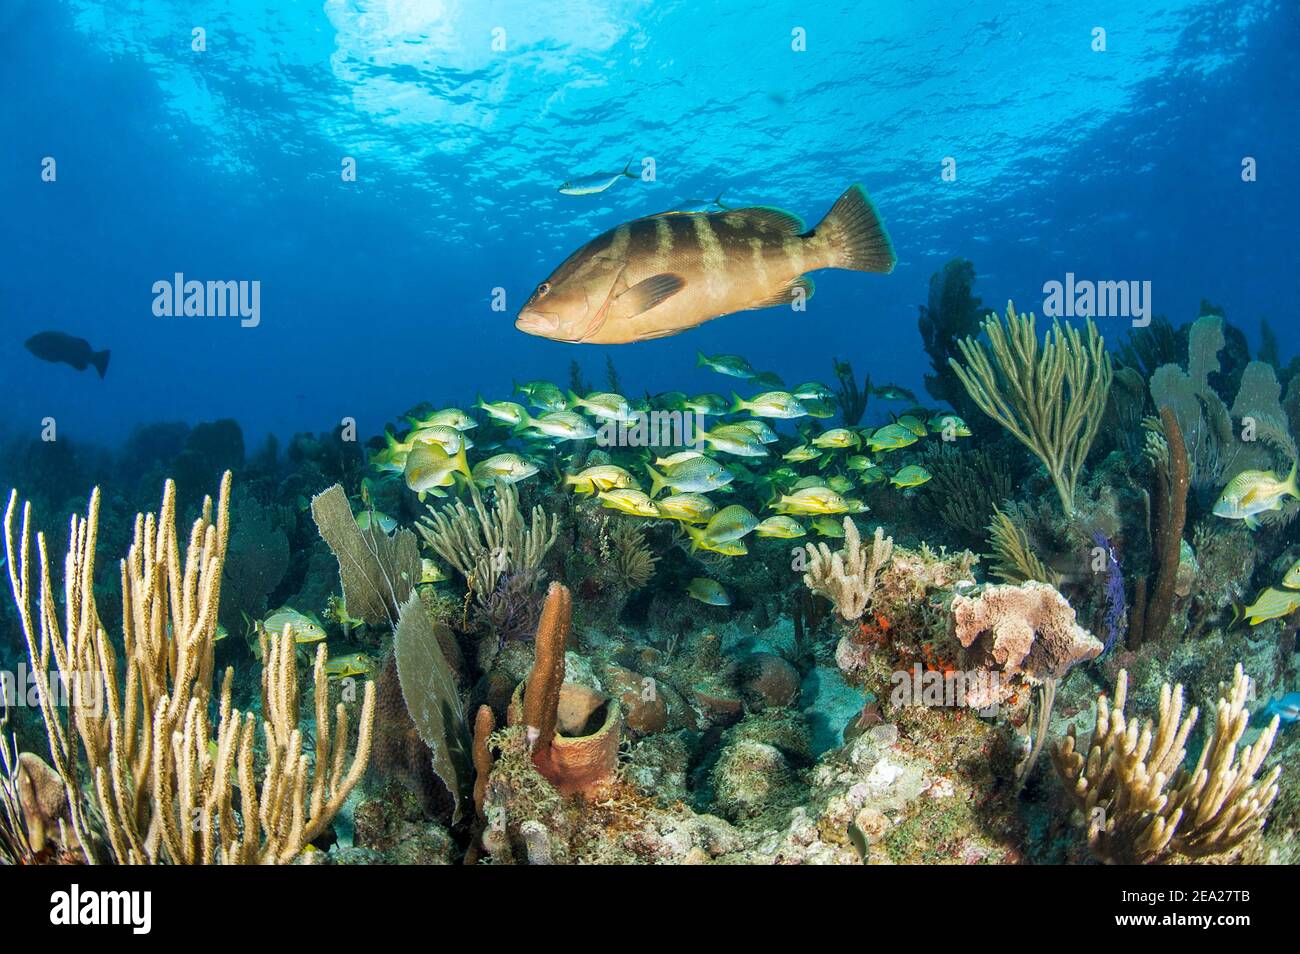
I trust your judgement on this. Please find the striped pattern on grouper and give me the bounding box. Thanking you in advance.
[515,184,895,344]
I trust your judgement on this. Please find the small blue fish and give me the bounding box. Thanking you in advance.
[1265,692,1300,724]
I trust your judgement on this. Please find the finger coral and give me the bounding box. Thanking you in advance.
[1053,666,1281,864]
[3,473,376,864]
[802,519,894,621]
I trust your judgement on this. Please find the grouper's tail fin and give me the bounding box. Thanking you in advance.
[818,184,896,274]
[91,349,110,379]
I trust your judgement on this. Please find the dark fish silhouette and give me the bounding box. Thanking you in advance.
[24,332,110,378]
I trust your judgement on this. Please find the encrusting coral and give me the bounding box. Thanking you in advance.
[3,472,376,864]
[950,302,1113,514]
[802,519,894,621]
[1053,666,1280,864]
[949,580,1103,708]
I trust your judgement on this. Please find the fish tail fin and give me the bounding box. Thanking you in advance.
[817,184,896,274]
[91,349,110,379]
[383,429,401,451]
[1228,598,1246,630]
[696,351,708,369]
[684,525,705,552]
[622,161,635,178]
[452,444,471,480]
[1284,460,1299,500]
[566,389,584,407]
[729,392,747,414]
[714,191,727,208]
[645,463,668,498]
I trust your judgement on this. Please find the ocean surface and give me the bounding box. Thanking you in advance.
[1,0,1297,445]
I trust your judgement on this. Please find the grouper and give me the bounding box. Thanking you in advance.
[515,184,895,344]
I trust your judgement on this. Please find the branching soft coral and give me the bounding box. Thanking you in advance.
[1053,665,1280,864]
[950,302,1113,514]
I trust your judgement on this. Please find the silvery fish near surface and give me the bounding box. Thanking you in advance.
[558,162,636,196]
[516,185,896,344]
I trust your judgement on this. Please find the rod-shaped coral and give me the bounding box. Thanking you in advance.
[3,474,375,865]
[950,302,1113,514]
[802,519,893,621]
[1053,665,1280,864]
[1132,405,1189,645]
[522,581,570,750]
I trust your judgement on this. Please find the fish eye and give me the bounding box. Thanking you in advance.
[536,282,551,297]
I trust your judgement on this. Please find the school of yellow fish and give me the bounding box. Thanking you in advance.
[363,353,970,569]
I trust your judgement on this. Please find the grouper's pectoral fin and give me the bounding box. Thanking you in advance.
[613,273,685,317]
[576,258,628,342]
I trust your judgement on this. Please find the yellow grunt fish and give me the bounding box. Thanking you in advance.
[754,515,805,539]
[1242,587,1300,625]
[598,489,661,517]
[655,493,717,523]
[1212,463,1299,530]
[565,464,637,495]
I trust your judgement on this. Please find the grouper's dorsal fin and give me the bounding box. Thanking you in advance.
[723,207,805,234]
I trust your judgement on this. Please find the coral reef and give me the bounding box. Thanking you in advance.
[3,473,375,864]
[950,581,1104,708]
[916,443,1013,546]
[1149,314,1296,509]
[986,506,1056,585]
[393,592,472,822]
[917,257,984,419]
[1131,406,1189,645]
[312,483,419,627]
[1053,666,1280,864]
[418,481,559,644]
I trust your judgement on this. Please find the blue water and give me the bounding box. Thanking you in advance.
[2,0,1297,446]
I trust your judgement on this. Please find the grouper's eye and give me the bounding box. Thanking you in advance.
[536,282,551,297]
